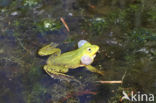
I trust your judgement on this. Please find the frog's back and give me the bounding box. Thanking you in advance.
[52,50,82,68]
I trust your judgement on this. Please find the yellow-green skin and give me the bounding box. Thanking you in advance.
[38,42,103,79]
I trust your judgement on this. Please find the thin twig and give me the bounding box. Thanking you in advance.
[122,71,127,81]
[96,81,122,84]
[60,17,70,32]
[2,56,25,67]
[88,4,95,8]
[61,90,96,102]
[16,37,32,55]
[121,71,127,86]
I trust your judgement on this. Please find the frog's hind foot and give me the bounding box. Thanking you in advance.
[46,71,81,84]
[48,42,59,49]
[38,42,59,56]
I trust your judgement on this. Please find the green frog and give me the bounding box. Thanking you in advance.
[38,40,103,81]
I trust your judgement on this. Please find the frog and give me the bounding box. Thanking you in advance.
[38,40,104,82]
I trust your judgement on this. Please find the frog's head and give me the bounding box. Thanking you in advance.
[78,40,99,65]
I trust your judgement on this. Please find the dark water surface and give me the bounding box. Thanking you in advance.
[0,0,156,103]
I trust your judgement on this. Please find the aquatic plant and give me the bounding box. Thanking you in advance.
[36,18,62,34]
[25,83,47,103]
[24,0,40,7]
[108,87,135,103]
[82,17,107,35]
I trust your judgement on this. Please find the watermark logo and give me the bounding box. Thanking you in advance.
[121,91,155,102]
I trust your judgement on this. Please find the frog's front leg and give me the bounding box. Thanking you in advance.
[85,65,104,75]
[43,65,81,83]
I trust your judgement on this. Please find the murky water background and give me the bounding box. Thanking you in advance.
[0,0,156,103]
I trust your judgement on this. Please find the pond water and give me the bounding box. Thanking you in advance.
[0,0,156,103]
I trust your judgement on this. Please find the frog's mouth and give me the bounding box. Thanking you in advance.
[92,50,99,59]
[92,54,96,59]
[93,54,96,58]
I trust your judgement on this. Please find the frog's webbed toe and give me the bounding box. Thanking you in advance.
[49,42,59,47]
[38,42,60,56]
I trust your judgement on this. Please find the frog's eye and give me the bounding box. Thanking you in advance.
[87,48,92,52]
